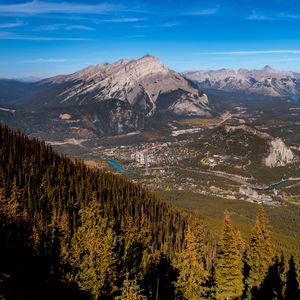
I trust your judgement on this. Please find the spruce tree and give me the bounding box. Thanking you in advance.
[258,255,284,300]
[285,256,299,300]
[215,211,244,300]
[175,225,209,300]
[66,199,118,299]
[246,204,273,298]
[121,218,152,282]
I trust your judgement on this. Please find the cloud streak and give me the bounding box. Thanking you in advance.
[20,58,67,63]
[101,17,146,23]
[248,10,272,21]
[0,20,24,28]
[205,50,300,55]
[0,1,123,15]
[135,22,178,28]
[0,32,91,41]
[36,24,95,31]
[185,8,218,16]
[280,13,300,19]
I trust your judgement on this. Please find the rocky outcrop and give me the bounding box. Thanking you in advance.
[224,124,296,167]
[264,138,295,167]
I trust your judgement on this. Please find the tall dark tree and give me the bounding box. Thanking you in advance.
[258,255,284,300]
[285,256,300,300]
[62,199,118,299]
[175,225,209,300]
[214,211,244,300]
[246,204,273,299]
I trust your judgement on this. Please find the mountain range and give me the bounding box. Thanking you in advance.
[183,65,300,96]
[2,55,210,116]
[1,56,300,141]
[0,55,213,138]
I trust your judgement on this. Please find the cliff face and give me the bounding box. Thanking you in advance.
[264,138,295,167]
[222,125,296,168]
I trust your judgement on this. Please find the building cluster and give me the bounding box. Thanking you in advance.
[239,185,280,206]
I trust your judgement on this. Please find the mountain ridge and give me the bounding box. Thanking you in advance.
[0,55,211,138]
[17,55,210,118]
[183,65,300,97]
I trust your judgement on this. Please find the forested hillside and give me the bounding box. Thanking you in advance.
[0,125,299,299]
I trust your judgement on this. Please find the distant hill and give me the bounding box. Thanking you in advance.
[0,79,42,104]
[184,122,298,181]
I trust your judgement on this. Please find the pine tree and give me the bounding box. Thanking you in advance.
[215,211,244,300]
[121,218,153,282]
[258,255,284,300]
[285,256,299,300]
[246,204,273,298]
[175,225,209,300]
[66,199,118,299]
[190,214,207,265]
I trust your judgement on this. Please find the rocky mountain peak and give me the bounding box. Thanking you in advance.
[23,55,211,118]
[262,65,274,72]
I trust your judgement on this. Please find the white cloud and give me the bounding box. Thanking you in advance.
[0,1,122,15]
[248,10,272,21]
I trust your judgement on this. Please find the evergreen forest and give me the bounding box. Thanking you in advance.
[0,125,299,300]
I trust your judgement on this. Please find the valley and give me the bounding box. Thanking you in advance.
[43,93,300,208]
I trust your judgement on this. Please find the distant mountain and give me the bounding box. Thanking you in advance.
[183,66,300,96]
[0,55,211,138]
[18,55,210,117]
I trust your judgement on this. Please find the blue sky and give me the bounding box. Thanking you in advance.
[1,0,300,78]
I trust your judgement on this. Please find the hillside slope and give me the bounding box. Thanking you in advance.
[0,125,188,299]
